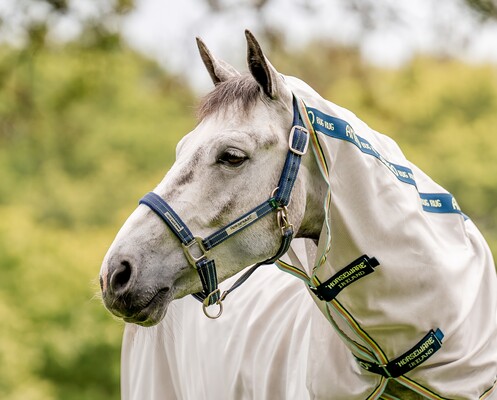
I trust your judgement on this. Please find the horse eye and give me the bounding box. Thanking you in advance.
[217,150,248,167]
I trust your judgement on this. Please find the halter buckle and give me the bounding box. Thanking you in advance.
[182,236,210,267]
[288,125,309,156]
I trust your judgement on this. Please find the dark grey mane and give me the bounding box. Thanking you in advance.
[197,74,261,120]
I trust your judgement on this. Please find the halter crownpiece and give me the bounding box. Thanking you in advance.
[139,95,309,318]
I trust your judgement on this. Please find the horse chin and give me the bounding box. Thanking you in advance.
[119,288,172,327]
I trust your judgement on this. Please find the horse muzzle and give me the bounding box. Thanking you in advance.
[100,253,172,326]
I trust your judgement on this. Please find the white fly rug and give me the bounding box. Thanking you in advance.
[121,76,497,400]
[122,242,373,400]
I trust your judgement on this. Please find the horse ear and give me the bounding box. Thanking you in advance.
[245,30,282,100]
[196,37,240,85]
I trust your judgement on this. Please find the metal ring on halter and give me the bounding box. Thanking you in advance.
[270,187,292,207]
[202,289,223,319]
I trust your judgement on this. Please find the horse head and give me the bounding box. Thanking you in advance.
[99,31,325,326]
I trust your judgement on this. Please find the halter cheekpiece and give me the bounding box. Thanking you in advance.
[139,96,309,318]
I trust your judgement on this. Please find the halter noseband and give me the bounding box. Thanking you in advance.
[139,96,309,318]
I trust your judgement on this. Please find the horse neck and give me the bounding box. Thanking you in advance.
[289,77,368,242]
[296,145,328,241]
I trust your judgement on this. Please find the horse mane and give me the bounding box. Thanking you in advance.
[197,74,261,121]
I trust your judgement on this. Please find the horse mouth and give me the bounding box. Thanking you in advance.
[122,287,171,327]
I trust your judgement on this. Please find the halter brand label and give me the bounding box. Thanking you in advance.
[163,212,184,232]
[225,212,258,236]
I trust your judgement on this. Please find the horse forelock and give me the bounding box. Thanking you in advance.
[197,74,261,121]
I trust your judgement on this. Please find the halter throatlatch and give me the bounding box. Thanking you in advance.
[139,96,309,318]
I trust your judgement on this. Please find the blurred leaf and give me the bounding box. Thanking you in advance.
[463,0,497,19]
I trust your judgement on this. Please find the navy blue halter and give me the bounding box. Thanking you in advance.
[139,96,309,318]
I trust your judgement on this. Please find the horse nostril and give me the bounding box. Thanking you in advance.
[109,260,133,294]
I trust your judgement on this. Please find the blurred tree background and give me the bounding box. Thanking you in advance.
[0,0,496,399]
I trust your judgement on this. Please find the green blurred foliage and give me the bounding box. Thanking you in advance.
[0,36,496,400]
[0,43,195,227]
[0,43,195,399]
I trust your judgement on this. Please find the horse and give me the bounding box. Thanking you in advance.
[100,30,497,399]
